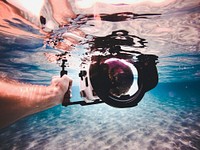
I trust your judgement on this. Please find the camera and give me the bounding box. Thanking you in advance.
[61,30,158,108]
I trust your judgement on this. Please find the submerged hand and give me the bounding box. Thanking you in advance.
[0,75,73,129]
[50,75,72,105]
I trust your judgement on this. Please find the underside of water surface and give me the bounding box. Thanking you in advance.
[0,0,200,150]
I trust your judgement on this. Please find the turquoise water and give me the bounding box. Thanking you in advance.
[0,0,200,150]
[0,83,200,149]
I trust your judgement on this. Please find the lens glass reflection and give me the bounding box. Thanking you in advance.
[104,58,138,97]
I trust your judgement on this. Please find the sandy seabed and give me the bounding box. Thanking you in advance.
[0,83,200,150]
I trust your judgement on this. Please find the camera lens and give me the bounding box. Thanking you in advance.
[89,55,145,108]
[104,58,134,97]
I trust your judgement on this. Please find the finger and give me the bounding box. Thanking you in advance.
[63,37,79,45]
[63,31,85,42]
[71,29,85,37]
[61,75,73,105]
[61,75,73,90]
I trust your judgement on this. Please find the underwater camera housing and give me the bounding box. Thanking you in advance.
[61,30,158,108]
[79,49,158,108]
[78,30,158,108]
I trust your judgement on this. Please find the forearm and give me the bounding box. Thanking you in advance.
[0,80,62,128]
[0,75,71,129]
[16,83,57,114]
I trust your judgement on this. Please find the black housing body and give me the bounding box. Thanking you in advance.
[89,53,158,108]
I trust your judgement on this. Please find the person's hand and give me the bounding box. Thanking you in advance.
[49,0,76,26]
[49,75,72,106]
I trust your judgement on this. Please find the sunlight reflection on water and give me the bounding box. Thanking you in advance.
[0,0,199,83]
